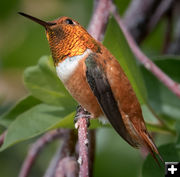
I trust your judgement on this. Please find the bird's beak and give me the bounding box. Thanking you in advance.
[18,12,56,28]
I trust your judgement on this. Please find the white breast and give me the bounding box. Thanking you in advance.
[56,49,92,83]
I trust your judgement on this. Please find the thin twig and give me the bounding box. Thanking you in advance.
[92,0,99,13]
[88,0,112,41]
[43,143,62,177]
[43,130,77,177]
[55,157,79,177]
[58,130,77,160]
[77,117,89,177]
[111,4,180,98]
[75,105,90,177]
[18,130,63,177]
[55,130,78,177]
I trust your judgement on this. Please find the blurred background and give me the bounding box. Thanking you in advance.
[0,0,178,177]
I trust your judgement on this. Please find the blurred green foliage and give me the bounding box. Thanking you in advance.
[0,0,180,177]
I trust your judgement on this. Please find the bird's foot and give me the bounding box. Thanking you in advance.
[74,105,91,128]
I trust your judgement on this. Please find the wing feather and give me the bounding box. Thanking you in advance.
[85,54,138,147]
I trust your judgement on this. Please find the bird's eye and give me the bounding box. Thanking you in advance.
[65,19,74,25]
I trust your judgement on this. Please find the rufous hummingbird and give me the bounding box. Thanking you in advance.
[19,12,163,164]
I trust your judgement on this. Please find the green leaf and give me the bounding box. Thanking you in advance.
[0,104,75,151]
[0,102,109,151]
[141,57,180,121]
[142,143,180,177]
[0,95,41,127]
[103,17,147,104]
[24,56,77,111]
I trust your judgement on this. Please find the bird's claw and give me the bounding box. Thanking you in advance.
[74,105,91,127]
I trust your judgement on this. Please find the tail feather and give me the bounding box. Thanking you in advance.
[141,132,164,166]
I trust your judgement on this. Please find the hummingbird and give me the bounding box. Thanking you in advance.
[19,12,163,164]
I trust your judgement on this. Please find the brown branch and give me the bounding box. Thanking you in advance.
[74,105,90,177]
[0,131,6,147]
[111,4,180,98]
[43,143,62,177]
[88,0,112,41]
[92,0,99,13]
[59,130,77,160]
[75,130,96,177]
[43,130,77,177]
[55,130,78,177]
[55,157,79,177]
[77,117,89,177]
[18,129,63,177]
